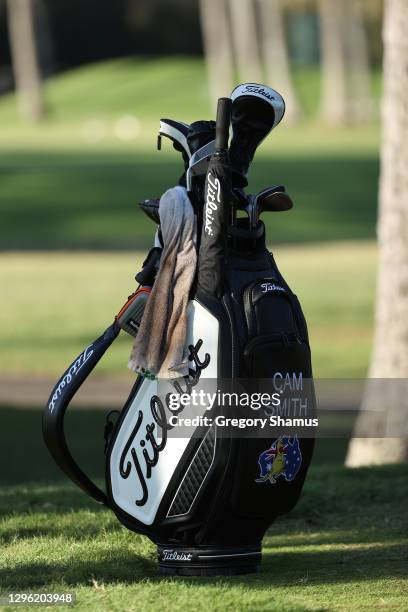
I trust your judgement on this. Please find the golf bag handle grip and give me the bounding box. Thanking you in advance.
[42,321,120,506]
[215,97,232,151]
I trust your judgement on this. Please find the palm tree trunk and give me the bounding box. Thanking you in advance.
[7,0,46,122]
[199,0,234,106]
[258,0,301,123]
[228,0,262,83]
[346,0,408,467]
[318,0,348,124]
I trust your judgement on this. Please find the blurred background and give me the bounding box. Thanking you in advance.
[0,0,383,475]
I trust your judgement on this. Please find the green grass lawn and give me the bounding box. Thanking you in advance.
[0,409,406,612]
[0,58,382,145]
[0,147,379,251]
[0,242,376,380]
[0,58,380,250]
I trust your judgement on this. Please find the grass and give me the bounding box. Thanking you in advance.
[0,58,211,134]
[1,467,407,611]
[0,58,382,145]
[0,58,380,250]
[0,411,406,611]
[0,148,379,250]
[0,242,376,380]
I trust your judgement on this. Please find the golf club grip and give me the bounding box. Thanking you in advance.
[215,97,231,151]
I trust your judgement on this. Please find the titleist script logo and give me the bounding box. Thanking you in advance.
[261,282,285,293]
[204,172,221,236]
[244,85,276,101]
[161,550,193,562]
[48,345,94,413]
[119,339,210,507]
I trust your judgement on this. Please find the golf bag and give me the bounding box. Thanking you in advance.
[43,84,314,576]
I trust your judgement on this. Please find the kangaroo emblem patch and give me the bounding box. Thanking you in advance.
[255,436,302,484]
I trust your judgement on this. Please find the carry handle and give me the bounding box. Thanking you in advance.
[42,321,120,506]
[215,97,232,151]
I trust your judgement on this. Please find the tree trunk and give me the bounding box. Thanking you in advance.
[346,0,373,122]
[318,0,348,124]
[199,0,234,107]
[7,0,46,122]
[346,0,408,467]
[35,0,55,77]
[258,0,301,123]
[228,0,263,83]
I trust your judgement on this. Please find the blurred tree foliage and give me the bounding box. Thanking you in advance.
[283,0,383,65]
[0,0,202,74]
[0,0,383,77]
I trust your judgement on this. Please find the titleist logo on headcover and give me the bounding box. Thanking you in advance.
[244,85,275,101]
[48,345,94,413]
[161,550,193,562]
[204,172,221,236]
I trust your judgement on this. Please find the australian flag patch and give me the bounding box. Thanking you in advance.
[255,436,302,485]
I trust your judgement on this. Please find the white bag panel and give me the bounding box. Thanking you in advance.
[110,300,218,525]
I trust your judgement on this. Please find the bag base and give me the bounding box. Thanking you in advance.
[157,544,261,576]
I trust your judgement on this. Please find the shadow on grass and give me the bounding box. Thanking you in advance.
[1,406,407,591]
[0,151,378,250]
[0,408,351,487]
[1,407,110,486]
[0,550,157,589]
[0,540,406,590]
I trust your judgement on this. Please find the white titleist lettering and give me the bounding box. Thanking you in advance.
[261,282,285,293]
[244,85,275,101]
[162,550,193,562]
[204,173,221,236]
[48,345,94,412]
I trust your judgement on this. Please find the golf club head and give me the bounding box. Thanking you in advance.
[231,186,293,229]
[250,186,293,228]
[159,119,217,189]
[186,121,216,190]
[256,187,293,215]
[158,118,191,157]
[139,198,160,224]
[229,84,285,186]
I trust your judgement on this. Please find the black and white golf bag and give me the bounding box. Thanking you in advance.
[43,84,315,576]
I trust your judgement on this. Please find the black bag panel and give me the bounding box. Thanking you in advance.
[221,272,315,525]
[223,247,280,353]
[243,277,306,340]
[241,272,312,378]
[228,334,313,522]
[189,267,315,542]
[229,437,314,522]
[267,251,311,345]
[244,335,312,378]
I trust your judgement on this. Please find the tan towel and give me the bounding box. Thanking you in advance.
[128,186,197,379]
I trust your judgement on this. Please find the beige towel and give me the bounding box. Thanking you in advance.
[128,186,197,379]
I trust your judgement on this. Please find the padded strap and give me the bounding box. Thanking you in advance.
[42,322,120,505]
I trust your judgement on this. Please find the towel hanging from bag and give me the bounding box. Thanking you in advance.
[128,186,197,379]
